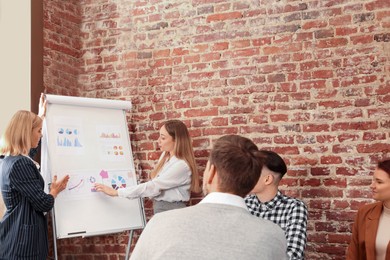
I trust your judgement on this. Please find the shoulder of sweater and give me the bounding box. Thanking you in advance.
[153,203,280,224]
[149,204,285,238]
[159,203,271,223]
[152,203,248,219]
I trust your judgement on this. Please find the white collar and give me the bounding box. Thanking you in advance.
[200,192,248,210]
[22,154,40,170]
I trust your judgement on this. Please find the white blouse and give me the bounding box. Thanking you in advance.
[118,153,192,202]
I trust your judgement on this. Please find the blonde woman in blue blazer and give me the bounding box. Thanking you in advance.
[0,101,69,259]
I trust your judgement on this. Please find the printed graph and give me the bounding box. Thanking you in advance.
[99,169,135,190]
[57,127,83,147]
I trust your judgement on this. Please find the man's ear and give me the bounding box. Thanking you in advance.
[207,164,217,184]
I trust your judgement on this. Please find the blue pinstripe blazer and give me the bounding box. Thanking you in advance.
[0,154,54,260]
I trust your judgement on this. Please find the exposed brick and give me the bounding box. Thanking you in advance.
[300,80,326,89]
[206,11,242,22]
[314,29,334,39]
[312,70,333,78]
[374,33,390,42]
[204,127,239,135]
[197,5,214,15]
[332,121,378,131]
[274,135,294,144]
[324,178,347,188]
[263,43,302,54]
[184,108,218,117]
[320,156,342,164]
[366,0,390,10]
[300,178,322,186]
[316,38,348,48]
[44,1,390,259]
[211,42,229,50]
[303,124,330,132]
[215,3,231,12]
[347,189,372,199]
[330,15,352,26]
[351,35,374,45]
[353,12,375,23]
[357,143,390,153]
[230,116,247,125]
[311,167,331,176]
[267,73,286,83]
[336,27,358,36]
[302,188,343,198]
[315,222,337,232]
[284,12,302,22]
[252,37,272,46]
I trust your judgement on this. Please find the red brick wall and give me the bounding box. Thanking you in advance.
[43,0,390,259]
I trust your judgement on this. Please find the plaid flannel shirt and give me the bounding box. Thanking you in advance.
[245,191,308,260]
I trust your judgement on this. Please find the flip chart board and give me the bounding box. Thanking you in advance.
[41,94,145,239]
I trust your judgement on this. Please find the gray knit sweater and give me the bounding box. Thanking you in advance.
[131,202,287,260]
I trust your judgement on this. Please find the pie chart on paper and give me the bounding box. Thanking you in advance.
[111,175,127,190]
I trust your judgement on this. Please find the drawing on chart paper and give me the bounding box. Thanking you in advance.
[54,117,85,155]
[59,169,135,201]
[68,178,84,190]
[96,125,126,161]
[57,127,83,147]
[99,131,121,139]
[60,172,97,201]
[99,169,135,190]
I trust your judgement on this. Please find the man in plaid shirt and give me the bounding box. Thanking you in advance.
[245,150,308,260]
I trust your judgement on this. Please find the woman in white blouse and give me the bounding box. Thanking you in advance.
[95,120,200,213]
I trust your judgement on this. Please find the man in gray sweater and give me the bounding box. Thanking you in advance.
[130,135,287,260]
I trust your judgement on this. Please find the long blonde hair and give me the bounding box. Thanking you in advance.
[0,110,42,156]
[150,120,200,193]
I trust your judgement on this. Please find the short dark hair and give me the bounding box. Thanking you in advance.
[378,159,390,177]
[210,135,265,197]
[259,150,287,178]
